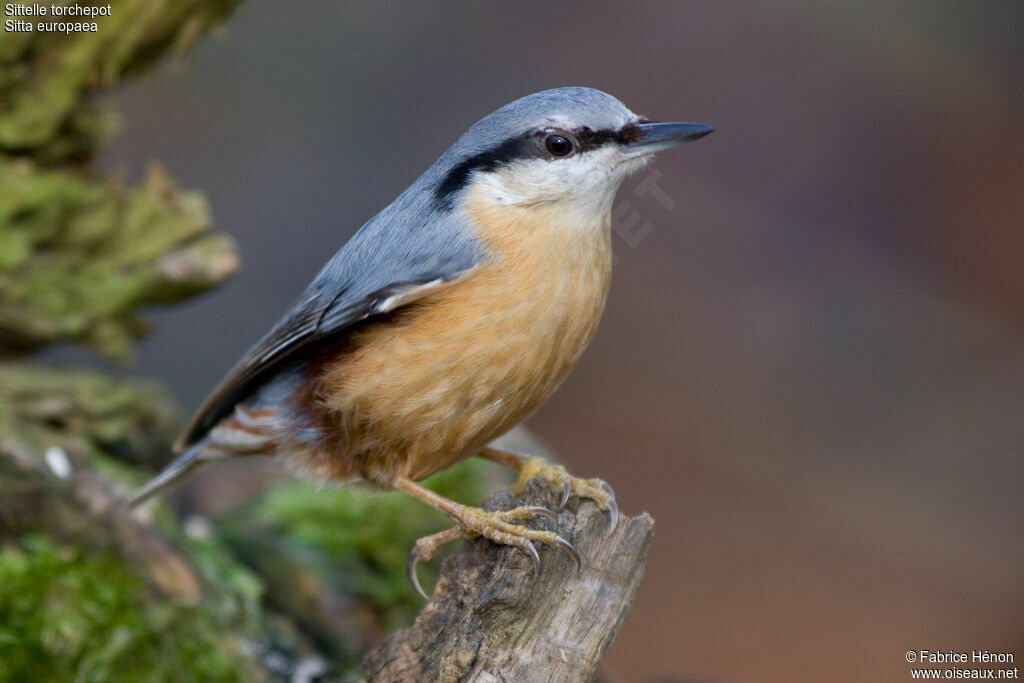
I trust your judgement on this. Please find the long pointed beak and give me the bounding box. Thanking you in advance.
[624,121,713,158]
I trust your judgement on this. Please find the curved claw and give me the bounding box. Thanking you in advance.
[524,540,541,578]
[520,505,558,524]
[407,549,428,600]
[557,479,572,511]
[554,536,582,572]
[606,494,619,535]
[598,481,619,534]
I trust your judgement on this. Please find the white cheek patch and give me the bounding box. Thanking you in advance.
[475,147,627,207]
[465,146,639,234]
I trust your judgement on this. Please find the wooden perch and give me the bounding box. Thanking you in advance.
[363,479,654,682]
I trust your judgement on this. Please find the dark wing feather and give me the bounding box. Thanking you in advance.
[174,143,486,451]
[174,287,333,450]
[173,274,468,451]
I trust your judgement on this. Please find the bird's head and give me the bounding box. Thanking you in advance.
[431,87,712,225]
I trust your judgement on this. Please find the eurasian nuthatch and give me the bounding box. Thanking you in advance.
[130,87,712,597]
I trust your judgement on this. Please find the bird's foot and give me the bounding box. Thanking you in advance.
[406,503,579,600]
[481,448,618,533]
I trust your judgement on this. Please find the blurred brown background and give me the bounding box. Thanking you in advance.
[90,2,1023,681]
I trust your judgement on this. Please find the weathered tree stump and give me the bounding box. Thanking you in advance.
[364,479,654,682]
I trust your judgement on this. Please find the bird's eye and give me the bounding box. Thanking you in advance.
[544,134,574,157]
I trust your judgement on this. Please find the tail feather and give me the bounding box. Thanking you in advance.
[126,442,209,508]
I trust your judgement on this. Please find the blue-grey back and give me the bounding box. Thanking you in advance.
[176,87,633,448]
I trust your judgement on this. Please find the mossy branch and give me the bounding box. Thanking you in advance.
[0,0,242,359]
[0,160,238,358]
[0,2,264,677]
[0,0,242,160]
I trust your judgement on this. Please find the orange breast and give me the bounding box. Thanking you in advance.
[310,186,613,485]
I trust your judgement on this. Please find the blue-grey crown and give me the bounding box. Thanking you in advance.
[430,87,639,209]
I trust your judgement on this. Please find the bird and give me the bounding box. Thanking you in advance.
[129,87,711,597]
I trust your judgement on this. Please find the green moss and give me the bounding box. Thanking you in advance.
[246,459,510,631]
[0,161,237,359]
[0,363,180,477]
[0,0,241,159]
[0,536,261,683]
[168,524,265,632]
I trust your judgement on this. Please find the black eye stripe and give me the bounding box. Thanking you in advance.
[433,122,643,209]
[433,136,534,209]
[577,122,643,151]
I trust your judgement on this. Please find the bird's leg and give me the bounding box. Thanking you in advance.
[394,476,580,599]
[478,447,619,532]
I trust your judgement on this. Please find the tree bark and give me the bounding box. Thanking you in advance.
[364,480,654,682]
